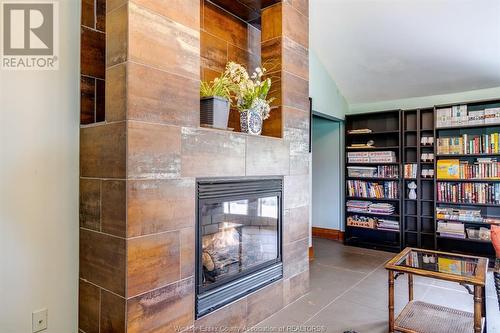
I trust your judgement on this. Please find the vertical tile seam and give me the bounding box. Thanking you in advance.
[98,287,101,333]
[93,0,97,30]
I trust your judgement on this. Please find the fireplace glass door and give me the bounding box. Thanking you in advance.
[199,194,280,291]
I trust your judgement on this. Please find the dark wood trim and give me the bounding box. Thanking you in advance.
[312,227,344,241]
[308,246,314,261]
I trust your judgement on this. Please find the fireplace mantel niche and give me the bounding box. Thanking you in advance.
[79,1,310,332]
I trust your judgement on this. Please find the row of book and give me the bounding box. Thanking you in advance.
[404,252,477,275]
[437,221,466,239]
[346,181,399,199]
[436,105,500,128]
[436,158,500,180]
[436,133,500,155]
[348,151,396,163]
[436,207,500,224]
[436,182,500,204]
[346,200,396,215]
[347,166,399,178]
[346,215,399,231]
[437,221,491,241]
[404,164,418,178]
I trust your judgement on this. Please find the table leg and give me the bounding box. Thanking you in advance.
[408,273,413,302]
[474,285,482,333]
[388,270,395,333]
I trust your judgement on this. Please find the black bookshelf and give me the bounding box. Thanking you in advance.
[402,108,436,250]
[344,110,402,252]
[342,100,500,262]
[434,99,500,262]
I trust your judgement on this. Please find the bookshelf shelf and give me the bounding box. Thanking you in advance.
[347,226,400,233]
[346,177,399,181]
[346,146,399,150]
[345,110,402,252]
[436,235,491,244]
[436,123,500,130]
[343,239,401,252]
[436,218,498,226]
[346,196,400,202]
[347,211,400,218]
[347,130,400,136]
[346,162,399,165]
[436,153,500,158]
[436,201,500,207]
[436,178,500,182]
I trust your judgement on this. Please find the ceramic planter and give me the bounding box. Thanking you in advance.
[200,96,230,129]
[240,107,263,135]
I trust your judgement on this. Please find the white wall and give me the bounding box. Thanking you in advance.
[309,51,349,120]
[0,1,80,332]
[349,86,500,114]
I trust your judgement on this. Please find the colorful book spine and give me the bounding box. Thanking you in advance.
[437,182,500,204]
[346,180,399,199]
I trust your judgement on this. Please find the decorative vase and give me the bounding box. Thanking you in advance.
[240,108,262,135]
[200,96,230,129]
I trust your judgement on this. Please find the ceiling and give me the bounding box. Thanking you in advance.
[310,0,500,104]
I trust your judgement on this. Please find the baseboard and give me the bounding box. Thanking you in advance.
[308,246,314,260]
[312,227,345,241]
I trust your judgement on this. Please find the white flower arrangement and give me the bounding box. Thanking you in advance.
[224,62,275,120]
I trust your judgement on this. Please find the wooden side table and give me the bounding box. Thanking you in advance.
[385,247,488,333]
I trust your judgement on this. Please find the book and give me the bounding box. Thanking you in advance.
[437,132,500,155]
[404,164,418,179]
[436,182,500,204]
[346,180,399,199]
[436,160,460,179]
[438,257,462,275]
[348,151,396,163]
[348,128,372,134]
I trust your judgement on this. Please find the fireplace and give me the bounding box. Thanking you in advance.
[196,177,283,318]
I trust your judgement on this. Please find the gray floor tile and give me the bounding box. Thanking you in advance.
[249,238,499,332]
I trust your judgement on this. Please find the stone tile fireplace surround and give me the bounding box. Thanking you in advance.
[79,1,310,332]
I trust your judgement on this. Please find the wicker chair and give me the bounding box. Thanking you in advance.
[492,226,500,309]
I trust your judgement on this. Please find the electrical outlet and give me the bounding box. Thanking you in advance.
[32,309,48,333]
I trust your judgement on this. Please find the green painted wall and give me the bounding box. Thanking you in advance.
[312,117,344,231]
[309,51,349,119]
[349,87,500,113]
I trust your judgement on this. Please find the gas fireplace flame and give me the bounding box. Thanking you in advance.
[203,222,240,250]
[215,222,240,248]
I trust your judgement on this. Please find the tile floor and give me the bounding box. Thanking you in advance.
[254,238,499,333]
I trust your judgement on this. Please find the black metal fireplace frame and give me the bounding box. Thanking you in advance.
[195,177,283,318]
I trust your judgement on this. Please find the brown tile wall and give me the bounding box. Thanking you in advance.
[79,1,310,332]
[81,0,106,124]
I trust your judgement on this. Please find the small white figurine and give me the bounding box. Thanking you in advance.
[408,181,417,200]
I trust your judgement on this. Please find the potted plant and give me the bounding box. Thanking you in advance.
[225,62,275,135]
[200,74,232,129]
